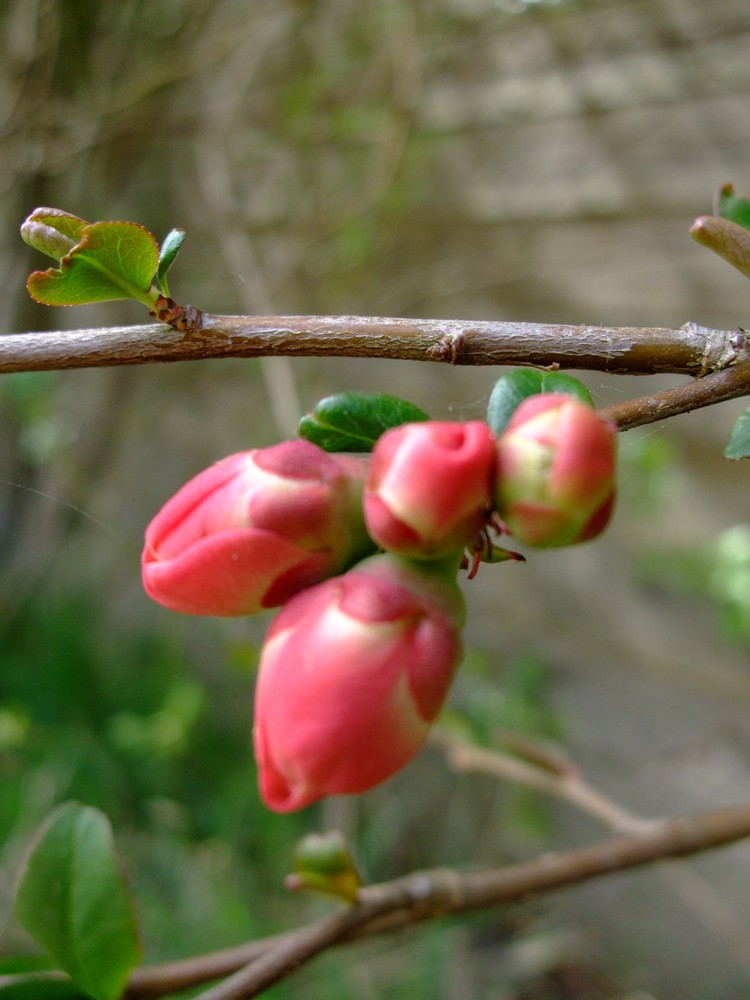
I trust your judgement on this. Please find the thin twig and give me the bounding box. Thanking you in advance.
[189,896,405,1000]
[123,798,750,999]
[431,730,651,833]
[1,315,748,376]
[435,730,750,974]
[600,358,750,430]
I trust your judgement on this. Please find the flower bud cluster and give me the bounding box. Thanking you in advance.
[142,394,616,812]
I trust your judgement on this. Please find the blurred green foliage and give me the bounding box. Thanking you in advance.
[637,524,750,646]
[1,373,70,465]
[0,590,309,965]
[0,585,550,997]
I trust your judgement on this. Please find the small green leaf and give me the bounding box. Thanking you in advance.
[155,228,186,296]
[299,392,430,452]
[690,214,750,282]
[26,220,160,308]
[715,183,750,233]
[14,803,141,1000]
[21,209,89,260]
[486,368,593,435]
[725,407,750,459]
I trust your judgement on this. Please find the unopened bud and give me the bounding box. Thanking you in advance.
[364,421,496,559]
[494,394,616,548]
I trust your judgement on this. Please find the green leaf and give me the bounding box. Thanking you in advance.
[486,368,543,435]
[0,974,86,999]
[714,183,750,233]
[21,209,89,260]
[690,214,750,282]
[14,803,141,1000]
[538,371,594,406]
[724,407,750,459]
[486,368,593,435]
[299,392,430,452]
[0,957,85,995]
[26,220,160,308]
[155,228,186,296]
[0,959,57,974]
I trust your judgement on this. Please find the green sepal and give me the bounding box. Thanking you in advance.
[724,407,750,459]
[715,183,750,233]
[690,214,750,282]
[285,831,361,903]
[486,368,593,435]
[299,392,430,452]
[478,541,525,565]
[14,803,142,1000]
[155,228,186,296]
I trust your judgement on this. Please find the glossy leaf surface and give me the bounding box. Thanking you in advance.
[155,228,186,294]
[486,368,593,435]
[299,392,429,452]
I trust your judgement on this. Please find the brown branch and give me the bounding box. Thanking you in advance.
[123,799,750,999]
[0,314,748,376]
[600,359,750,431]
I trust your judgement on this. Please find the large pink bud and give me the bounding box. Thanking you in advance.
[253,553,465,812]
[364,421,496,558]
[494,394,616,548]
[142,441,374,616]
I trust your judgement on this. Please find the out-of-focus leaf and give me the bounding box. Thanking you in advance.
[298,392,429,452]
[155,228,186,295]
[26,220,159,307]
[690,214,750,282]
[0,973,86,999]
[714,183,750,233]
[486,368,593,435]
[725,407,750,459]
[14,803,141,1000]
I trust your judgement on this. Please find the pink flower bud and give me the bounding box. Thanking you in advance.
[494,394,616,548]
[253,553,465,812]
[142,441,374,616]
[364,421,496,558]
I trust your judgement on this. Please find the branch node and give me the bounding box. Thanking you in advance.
[688,321,747,376]
[173,303,204,333]
[426,332,465,364]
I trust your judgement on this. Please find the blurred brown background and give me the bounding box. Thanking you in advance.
[2,1,750,997]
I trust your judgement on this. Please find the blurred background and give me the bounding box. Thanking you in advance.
[2,0,750,997]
